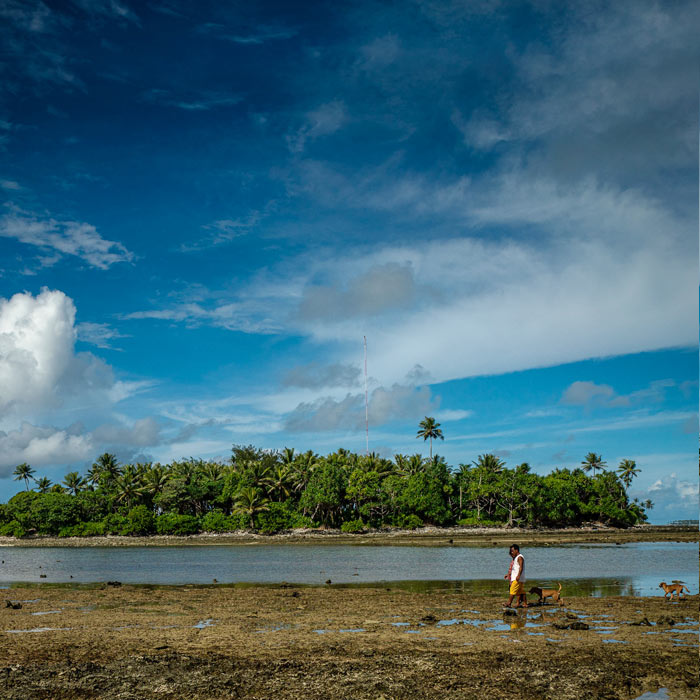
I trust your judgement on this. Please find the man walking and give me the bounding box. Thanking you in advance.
[503,544,527,608]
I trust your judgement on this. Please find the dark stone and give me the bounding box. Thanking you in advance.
[656,615,675,626]
[630,617,652,626]
[569,621,589,630]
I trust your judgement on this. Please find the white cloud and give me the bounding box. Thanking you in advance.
[0,422,93,475]
[640,472,699,522]
[77,321,129,349]
[561,381,615,406]
[284,382,437,432]
[0,289,121,418]
[92,417,161,447]
[436,409,473,422]
[0,206,134,269]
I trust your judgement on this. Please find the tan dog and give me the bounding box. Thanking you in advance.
[528,582,563,606]
[659,581,690,601]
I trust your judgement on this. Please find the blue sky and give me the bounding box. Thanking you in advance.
[0,0,697,522]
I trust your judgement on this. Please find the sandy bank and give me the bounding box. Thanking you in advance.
[0,524,696,548]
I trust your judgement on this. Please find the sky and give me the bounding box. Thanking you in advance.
[0,0,697,523]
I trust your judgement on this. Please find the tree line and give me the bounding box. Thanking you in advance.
[1,444,649,537]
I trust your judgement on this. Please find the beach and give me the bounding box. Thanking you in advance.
[0,583,697,699]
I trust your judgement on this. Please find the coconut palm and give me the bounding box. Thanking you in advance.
[616,459,640,488]
[201,462,223,483]
[114,465,143,509]
[280,447,296,466]
[269,465,293,502]
[473,453,505,473]
[36,476,53,493]
[643,499,654,510]
[234,487,270,529]
[63,471,86,496]
[13,463,35,491]
[141,464,169,499]
[396,454,426,477]
[416,417,444,459]
[92,453,121,485]
[581,452,607,476]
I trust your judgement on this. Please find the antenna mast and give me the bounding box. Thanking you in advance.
[363,335,369,456]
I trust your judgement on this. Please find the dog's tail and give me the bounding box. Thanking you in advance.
[682,585,690,593]
[557,582,562,592]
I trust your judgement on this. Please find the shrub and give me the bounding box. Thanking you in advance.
[0,520,26,538]
[102,513,129,535]
[340,518,366,533]
[256,502,308,534]
[394,514,423,530]
[155,513,200,535]
[457,517,502,527]
[201,510,239,533]
[123,505,155,535]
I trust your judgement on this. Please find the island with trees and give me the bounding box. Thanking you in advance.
[0,417,652,538]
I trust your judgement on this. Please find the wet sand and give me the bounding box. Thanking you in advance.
[1,584,697,699]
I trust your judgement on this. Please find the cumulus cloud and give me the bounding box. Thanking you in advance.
[0,206,134,269]
[561,381,615,406]
[92,417,161,447]
[0,289,118,417]
[640,472,700,522]
[0,422,93,475]
[284,382,437,432]
[562,379,676,409]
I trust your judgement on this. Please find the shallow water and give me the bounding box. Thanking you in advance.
[0,541,695,593]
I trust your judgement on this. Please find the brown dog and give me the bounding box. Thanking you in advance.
[528,582,563,606]
[659,581,690,601]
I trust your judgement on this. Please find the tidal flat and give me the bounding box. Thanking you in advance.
[0,584,697,699]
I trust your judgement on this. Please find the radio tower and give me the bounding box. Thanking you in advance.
[364,335,369,456]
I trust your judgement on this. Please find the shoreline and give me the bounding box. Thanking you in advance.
[0,524,696,547]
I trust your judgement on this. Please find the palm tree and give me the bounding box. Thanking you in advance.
[13,463,35,491]
[92,453,121,485]
[395,454,426,477]
[616,459,640,488]
[280,447,296,466]
[114,465,143,509]
[36,476,52,493]
[643,499,654,510]
[234,487,270,529]
[201,462,223,483]
[416,417,444,459]
[269,465,293,502]
[63,471,86,496]
[473,453,505,473]
[141,465,169,500]
[581,452,607,476]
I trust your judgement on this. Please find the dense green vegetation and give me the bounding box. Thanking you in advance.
[1,442,650,537]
